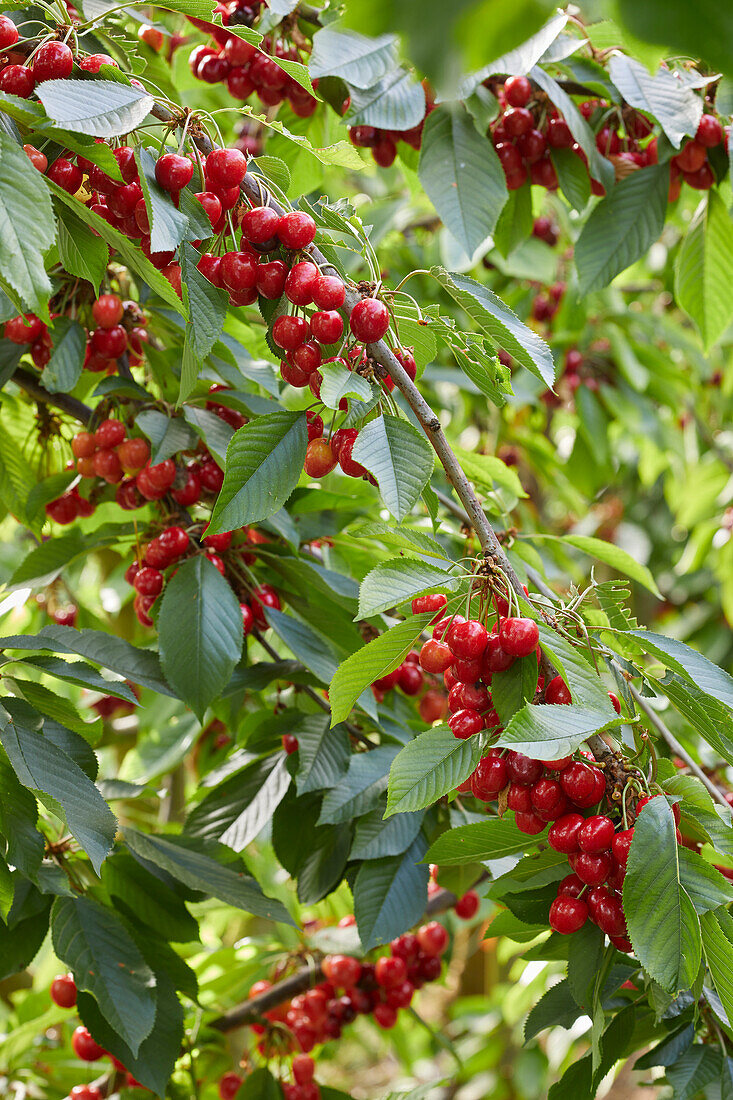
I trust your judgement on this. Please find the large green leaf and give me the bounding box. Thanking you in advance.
[630,630,733,711]
[56,202,108,291]
[496,703,624,761]
[157,556,243,720]
[124,829,292,924]
[103,851,200,944]
[677,848,733,913]
[459,12,568,94]
[319,746,399,824]
[357,559,458,618]
[675,191,733,351]
[608,54,702,147]
[701,909,733,1032]
[491,654,539,725]
[385,726,483,817]
[424,817,539,865]
[264,607,340,684]
[527,533,662,597]
[179,242,228,400]
[350,805,424,860]
[662,674,733,769]
[52,896,155,1055]
[184,755,290,850]
[135,146,190,255]
[623,797,702,992]
[208,412,308,534]
[431,268,555,387]
[42,317,86,394]
[36,78,155,138]
[309,25,398,87]
[0,750,44,878]
[353,835,429,951]
[319,361,373,409]
[535,625,617,712]
[574,166,669,294]
[418,104,507,257]
[329,612,433,725]
[351,415,434,522]
[0,134,55,316]
[346,68,425,129]
[529,65,613,192]
[136,409,199,465]
[294,715,351,794]
[0,702,115,874]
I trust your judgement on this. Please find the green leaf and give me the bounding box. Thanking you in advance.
[491,655,539,725]
[529,65,613,193]
[348,520,450,564]
[103,851,200,944]
[357,559,457,618]
[51,896,155,1055]
[42,317,86,394]
[574,166,669,294]
[7,528,87,590]
[208,411,307,534]
[608,55,702,147]
[536,625,617,712]
[675,191,733,351]
[492,180,532,258]
[135,408,199,465]
[36,78,154,138]
[319,361,373,409]
[185,755,290,850]
[346,68,425,129]
[319,746,399,824]
[351,414,434,522]
[701,909,733,1033]
[431,268,555,387]
[0,625,174,696]
[0,898,51,980]
[662,674,733,769]
[385,726,483,817]
[350,806,424,860]
[329,612,433,725]
[0,749,44,877]
[17,655,137,703]
[567,922,605,1008]
[677,848,733,913]
[623,797,702,992]
[418,104,507,257]
[550,148,591,212]
[524,979,581,1040]
[56,203,108,290]
[265,607,340,684]
[0,703,115,874]
[294,714,351,794]
[135,145,190,255]
[630,630,733,711]
[527,532,662,597]
[157,555,243,720]
[424,817,541,865]
[234,1068,284,1099]
[179,242,228,395]
[496,703,624,760]
[0,134,55,317]
[309,25,398,88]
[124,829,292,924]
[354,835,429,952]
[182,406,234,466]
[459,12,568,94]
[665,1046,723,1100]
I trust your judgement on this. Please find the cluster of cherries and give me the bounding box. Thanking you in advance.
[6,291,150,375]
[49,973,145,1093]
[487,74,725,198]
[347,82,434,168]
[0,17,129,99]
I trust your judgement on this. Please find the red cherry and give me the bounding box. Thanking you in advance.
[696,114,724,147]
[447,619,488,659]
[282,733,299,755]
[412,593,447,620]
[285,261,319,306]
[71,1026,105,1062]
[0,16,19,49]
[545,675,572,705]
[292,340,322,375]
[203,528,231,551]
[0,65,35,97]
[499,617,539,657]
[92,294,124,329]
[50,973,77,1008]
[92,449,123,483]
[277,210,316,250]
[595,892,627,937]
[91,324,127,358]
[507,783,533,813]
[350,297,389,343]
[71,1087,103,1100]
[515,811,546,835]
[133,567,164,597]
[72,431,96,459]
[118,437,150,474]
[46,157,83,194]
[322,954,362,987]
[219,1073,244,1100]
[471,750,508,797]
[310,309,344,344]
[612,827,634,867]
[172,465,201,505]
[454,890,480,919]
[116,479,144,510]
[375,955,407,989]
[504,74,532,107]
[79,53,118,73]
[675,139,707,173]
[312,274,345,310]
[256,259,288,299]
[548,813,584,853]
[560,762,604,808]
[242,206,281,244]
[292,1055,315,1085]
[416,921,448,956]
[5,313,44,344]
[577,814,615,854]
[33,40,74,82]
[138,24,164,51]
[505,751,543,786]
[451,656,484,684]
[155,152,194,192]
[530,778,567,820]
[199,459,224,493]
[273,314,309,352]
[482,633,515,673]
[251,584,280,627]
[206,147,247,188]
[558,873,584,899]
[448,681,489,713]
[549,896,587,934]
[608,691,621,714]
[419,688,447,723]
[683,163,715,190]
[240,603,255,636]
[449,708,484,740]
[304,438,337,478]
[220,250,257,292]
[195,192,222,227]
[94,418,126,449]
[574,851,612,886]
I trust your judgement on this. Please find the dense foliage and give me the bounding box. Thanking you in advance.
[1,2,733,1098]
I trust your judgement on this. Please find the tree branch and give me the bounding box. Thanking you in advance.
[13,367,93,425]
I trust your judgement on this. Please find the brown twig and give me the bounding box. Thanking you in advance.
[13,367,93,425]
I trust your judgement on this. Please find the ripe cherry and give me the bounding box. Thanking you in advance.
[92,294,124,328]
[282,733,299,755]
[304,438,337,478]
[454,890,480,919]
[417,921,448,956]
[33,41,74,82]
[173,465,201,505]
[560,761,604,808]
[285,261,319,305]
[24,144,47,173]
[545,675,572,705]
[251,584,280,627]
[71,432,96,459]
[350,297,389,343]
[412,593,447,620]
[608,691,621,714]
[292,340,322,375]
[256,259,288,299]
[155,152,194,192]
[206,147,247,188]
[595,892,626,937]
[91,324,127,358]
[242,205,281,244]
[199,459,224,493]
[577,814,615,853]
[447,619,488,659]
[118,437,150,474]
[507,783,533,813]
[5,313,44,343]
[499,617,539,657]
[0,65,35,97]
[515,811,546,834]
[220,250,257,292]
[549,896,588,934]
[448,681,489,712]
[696,114,724,147]
[471,750,508,797]
[505,751,543,786]
[0,16,19,49]
[612,827,634,867]
[548,813,584,853]
[218,1073,244,1100]
[397,662,423,695]
[322,954,362,987]
[448,708,484,740]
[71,1026,105,1062]
[277,210,316,250]
[675,139,706,173]
[504,74,532,107]
[313,274,345,310]
[50,973,77,1008]
[94,418,126,449]
[310,309,344,344]
[573,851,612,886]
[530,778,568,820]
[419,688,447,723]
[375,955,408,989]
[483,633,515,673]
[273,314,309,352]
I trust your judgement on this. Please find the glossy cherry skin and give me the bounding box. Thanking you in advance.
[33,41,74,82]
[454,890,480,919]
[449,708,484,740]
[47,157,83,193]
[155,152,194,191]
[256,259,288,299]
[242,205,281,243]
[206,147,247,188]
[304,438,337,477]
[0,65,35,97]
[310,309,344,344]
[322,954,362,987]
[504,74,532,107]
[612,827,634,867]
[505,750,543,786]
[277,210,316,249]
[350,297,389,343]
[573,851,612,886]
[549,896,588,934]
[483,633,515,673]
[273,314,309,352]
[50,973,77,1007]
[515,811,546,835]
[507,782,533,813]
[71,1026,105,1061]
[548,813,584,853]
[499,616,539,657]
[470,750,507,797]
[285,261,319,305]
[530,778,568,820]
[447,619,488,659]
[313,274,346,310]
[577,814,615,853]
[0,15,19,49]
[560,762,604,808]
[545,675,572,704]
[696,114,724,147]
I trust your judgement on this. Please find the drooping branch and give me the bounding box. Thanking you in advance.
[13,367,93,425]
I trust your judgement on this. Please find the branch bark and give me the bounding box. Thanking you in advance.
[13,367,93,425]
